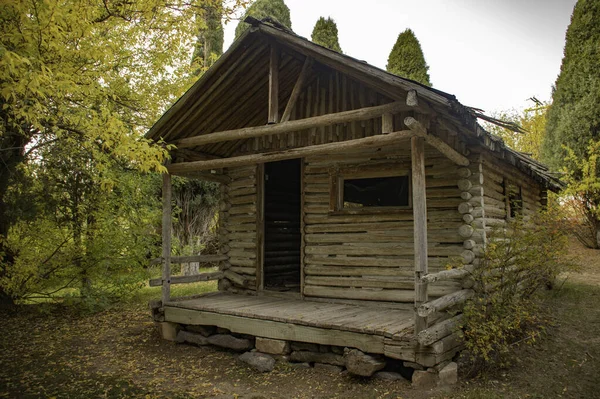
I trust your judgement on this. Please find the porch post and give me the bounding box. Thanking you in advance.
[162,172,172,304]
[411,136,428,333]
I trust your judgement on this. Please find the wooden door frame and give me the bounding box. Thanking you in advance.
[256,159,305,295]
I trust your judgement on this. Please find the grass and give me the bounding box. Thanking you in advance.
[0,238,599,398]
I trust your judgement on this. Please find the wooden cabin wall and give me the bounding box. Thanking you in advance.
[302,144,465,303]
[480,152,543,230]
[219,165,258,292]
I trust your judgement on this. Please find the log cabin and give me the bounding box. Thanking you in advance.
[146,18,562,377]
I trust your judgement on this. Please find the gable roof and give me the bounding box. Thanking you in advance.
[147,18,563,192]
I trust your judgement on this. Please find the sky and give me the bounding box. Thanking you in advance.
[222,0,577,115]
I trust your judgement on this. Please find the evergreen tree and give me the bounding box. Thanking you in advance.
[386,29,431,86]
[311,17,342,53]
[234,0,292,40]
[542,0,600,248]
[542,0,600,169]
[192,3,224,73]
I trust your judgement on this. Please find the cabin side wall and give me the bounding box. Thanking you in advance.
[481,152,544,232]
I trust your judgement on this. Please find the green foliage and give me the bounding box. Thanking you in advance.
[192,1,225,74]
[461,211,574,369]
[311,17,342,53]
[386,29,431,86]
[171,177,220,257]
[234,0,292,40]
[486,100,549,161]
[562,140,600,248]
[0,0,241,305]
[543,0,600,170]
[542,0,600,249]
[1,155,161,305]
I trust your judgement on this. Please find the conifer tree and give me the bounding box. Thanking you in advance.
[542,0,600,169]
[311,17,342,53]
[192,4,224,73]
[234,0,292,40]
[386,29,431,86]
[542,0,600,248]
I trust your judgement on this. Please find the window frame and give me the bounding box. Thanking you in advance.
[503,178,523,219]
[329,165,412,215]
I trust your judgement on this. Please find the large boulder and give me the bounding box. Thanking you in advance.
[239,351,276,372]
[207,334,253,351]
[176,330,209,346]
[256,337,290,355]
[344,349,386,377]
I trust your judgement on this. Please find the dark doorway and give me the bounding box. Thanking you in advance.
[263,159,301,292]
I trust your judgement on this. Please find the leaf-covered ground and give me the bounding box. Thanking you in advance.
[0,238,599,399]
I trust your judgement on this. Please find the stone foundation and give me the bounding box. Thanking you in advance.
[155,320,458,386]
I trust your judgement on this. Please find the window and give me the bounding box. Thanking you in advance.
[343,176,410,208]
[504,179,523,218]
[330,167,411,212]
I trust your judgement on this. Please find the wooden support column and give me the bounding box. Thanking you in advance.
[411,136,428,334]
[161,172,172,304]
[268,45,279,124]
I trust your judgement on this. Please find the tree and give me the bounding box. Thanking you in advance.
[485,99,549,161]
[386,29,431,86]
[542,0,600,247]
[311,17,342,53]
[234,0,292,40]
[542,0,600,169]
[0,0,240,304]
[192,2,224,73]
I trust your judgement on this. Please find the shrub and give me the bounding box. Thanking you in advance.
[461,209,575,370]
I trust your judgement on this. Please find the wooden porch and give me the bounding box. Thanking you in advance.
[162,292,461,366]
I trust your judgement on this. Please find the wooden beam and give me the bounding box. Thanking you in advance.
[150,254,228,266]
[149,271,223,287]
[168,130,415,174]
[281,57,313,123]
[411,136,428,334]
[161,172,172,304]
[406,90,419,107]
[268,44,279,123]
[172,101,409,149]
[417,289,474,317]
[164,306,385,353]
[405,117,470,166]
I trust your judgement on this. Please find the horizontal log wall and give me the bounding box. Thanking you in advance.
[303,144,464,303]
[481,152,543,235]
[218,165,258,293]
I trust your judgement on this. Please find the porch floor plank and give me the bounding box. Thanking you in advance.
[165,292,414,339]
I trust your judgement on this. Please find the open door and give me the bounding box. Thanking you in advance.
[262,159,301,292]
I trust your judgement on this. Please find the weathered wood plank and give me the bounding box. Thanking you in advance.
[164,307,385,353]
[411,136,428,333]
[149,271,223,287]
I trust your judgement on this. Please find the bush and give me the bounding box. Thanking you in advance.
[461,210,575,370]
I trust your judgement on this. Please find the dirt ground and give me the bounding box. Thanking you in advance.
[0,238,598,399]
